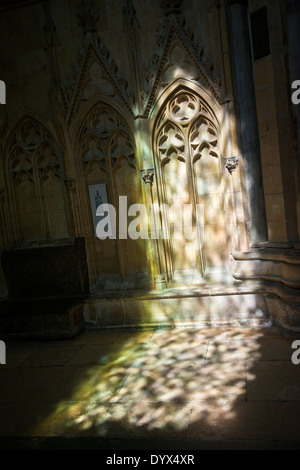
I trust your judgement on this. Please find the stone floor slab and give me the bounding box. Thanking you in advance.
[226,326,282,340]
[56,364,132,402]
[205,338,261,364]
[114,330,156,346]
[20,345,82,367]
[188,401,300,441]
[113,360,246,404]
[150,328,226,345]
[65,343,141,366]
[1,326,300,446]
[0,366,80,404]
[101,401,193,439]
[246,361,300,401]
[4,342,40,368]
[73,330,123,345]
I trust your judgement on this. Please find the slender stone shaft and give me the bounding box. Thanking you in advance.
[229,0,268,245]
[286,0,300,239]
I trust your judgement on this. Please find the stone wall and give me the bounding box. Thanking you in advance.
[0,0,248,292]
[0,0,299,335]
[250,0,298,243]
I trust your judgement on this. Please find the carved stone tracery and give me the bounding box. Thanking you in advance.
[77,0,100,34]
[9,120,61,182]
[5,117,69,243]
[155,89,221,279]
[142,11,222,116]
[190,118,219,163]
[79,105,135,175]
[67,44,135,125]
[157,91,219,165]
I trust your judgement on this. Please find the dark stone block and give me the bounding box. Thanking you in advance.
[1,238,89,301]
[0,298,85,340]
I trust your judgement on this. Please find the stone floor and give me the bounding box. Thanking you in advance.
[1,325,300,450]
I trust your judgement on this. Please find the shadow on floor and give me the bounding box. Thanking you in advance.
[1,325,300,450]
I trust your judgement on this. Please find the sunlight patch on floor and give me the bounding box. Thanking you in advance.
[31,328,263,437]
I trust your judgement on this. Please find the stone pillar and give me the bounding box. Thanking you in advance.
[229,0,268,245]
[286,1,300,140]
[140,169,167,291]
[286,0,300,239]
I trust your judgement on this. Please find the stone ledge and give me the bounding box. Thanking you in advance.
[231,249,300,335]
[265,295,300,338]
[231,248,300,289]
[0,286,271,340]
[83,291,270,330]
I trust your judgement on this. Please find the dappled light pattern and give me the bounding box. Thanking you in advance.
[154,89,228,283]
[28,327,265,439]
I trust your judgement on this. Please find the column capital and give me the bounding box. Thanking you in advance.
[64,178,77,192]
[140,168,155,184]
[225,156,240,174]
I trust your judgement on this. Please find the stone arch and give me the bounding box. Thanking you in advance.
[2,113,71,244]
[152,83,229,284]
[72,99,149,289]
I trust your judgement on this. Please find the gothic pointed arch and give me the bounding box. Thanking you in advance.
[66,41,135,125]
[152,82,228,283]
[71,97,149,288]
[2,112,71,244]
[142,13,224,118]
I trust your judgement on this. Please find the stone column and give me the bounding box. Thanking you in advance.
[228,0,268,245]
[286,0,300,239]
[140,169,167,290]
[64,178,80,237]
[286,1,300,140]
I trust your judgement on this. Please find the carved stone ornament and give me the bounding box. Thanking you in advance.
[140,168,155,184]
[225,156,239,174]
[122,0,139,29]
[161,0,183,16]
[67,40,136,124]
[41,0,58,50]
[77,0,100,34]
[141,10,222,117]
[64,178,77,192]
